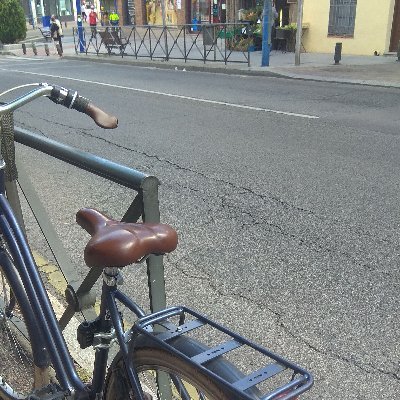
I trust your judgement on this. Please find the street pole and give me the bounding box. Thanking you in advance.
[29,0,37,29]
[295,0,304,66]
[261,0,271,67]
[160,0,169,60]
[76,0,85,53]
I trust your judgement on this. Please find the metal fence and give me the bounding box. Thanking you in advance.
[73,23,254,66]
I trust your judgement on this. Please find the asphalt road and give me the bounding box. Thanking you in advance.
[0,55,399,399]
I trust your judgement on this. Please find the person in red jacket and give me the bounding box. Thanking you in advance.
[88,5,98,36]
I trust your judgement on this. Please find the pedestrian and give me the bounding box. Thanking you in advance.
[271,1,279,49]
[100,6,109,26]
[88,5,98,36]
[50,15,63,55]
[109,10,120,28]
[81,2,87,22]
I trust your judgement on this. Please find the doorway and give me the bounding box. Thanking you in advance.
[390,0,400,52]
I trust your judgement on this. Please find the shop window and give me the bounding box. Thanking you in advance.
[57,0,73,16]
[328,0,357,36]
[191,0,211,23]
[146,0,177,24]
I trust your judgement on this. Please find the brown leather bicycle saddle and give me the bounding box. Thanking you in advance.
[76,208,178,268]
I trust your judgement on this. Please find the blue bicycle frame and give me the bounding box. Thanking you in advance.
[0,162,148,400]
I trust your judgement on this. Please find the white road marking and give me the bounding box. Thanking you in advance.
[0,67,319,119]
[1,55,46,61]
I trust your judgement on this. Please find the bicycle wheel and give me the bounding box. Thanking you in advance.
[104,336,259,400]
[0,250,49,399]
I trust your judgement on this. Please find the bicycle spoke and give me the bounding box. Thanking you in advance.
[0,268,35,395]
[135,369,213,399]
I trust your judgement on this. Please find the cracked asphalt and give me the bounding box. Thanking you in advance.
[0,54,399,399]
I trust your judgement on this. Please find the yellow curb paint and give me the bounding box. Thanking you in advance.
[32,251,68,294]
[32,250,50,268]
[47,270,68,293]
[39,264,59,274]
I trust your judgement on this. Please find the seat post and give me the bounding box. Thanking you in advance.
[103,267,123,287]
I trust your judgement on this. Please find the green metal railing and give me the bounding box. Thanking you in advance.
[0,113,166,330]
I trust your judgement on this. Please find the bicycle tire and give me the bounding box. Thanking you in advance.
[103,335,257,400]
[0,249,48,399]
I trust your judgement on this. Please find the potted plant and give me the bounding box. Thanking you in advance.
[227,36,254,52]
[277,23,297,52]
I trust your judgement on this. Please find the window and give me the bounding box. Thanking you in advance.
[328,0,357,36]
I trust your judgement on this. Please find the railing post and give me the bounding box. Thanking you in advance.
[149,26,153,60]
[183,24,187,62]
[141,176,166,312]
[164,26,169,61]
[224,24,227,65]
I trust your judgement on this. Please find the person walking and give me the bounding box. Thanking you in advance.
[88,5,98,36]
[50,15,63,55]
[81,2,87,22]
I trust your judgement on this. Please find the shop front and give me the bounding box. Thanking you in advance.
[39,0,75,23]
[20,0,75,25]
[191,0,226,24]
[135,0,227,26]
[144,0,178,24]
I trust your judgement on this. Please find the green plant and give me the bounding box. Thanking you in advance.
[0,0,27,44]
[236,37,253,51]
[243,6,263,24]
[228,36,254,52]
[281,23,298,31]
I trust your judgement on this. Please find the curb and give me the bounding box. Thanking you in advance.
[1,48,400,89]
[62,54,400,88]
[62,54,285,77]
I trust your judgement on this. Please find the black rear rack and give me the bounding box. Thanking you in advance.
[134,306,313,400]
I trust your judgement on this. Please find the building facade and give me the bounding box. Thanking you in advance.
[301,0,400,55]
[19,0,400,56]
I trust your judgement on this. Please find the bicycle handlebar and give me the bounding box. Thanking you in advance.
[0,83,118,129]
[49,85,118,129]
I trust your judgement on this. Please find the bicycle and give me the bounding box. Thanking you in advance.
[0,83,313,400]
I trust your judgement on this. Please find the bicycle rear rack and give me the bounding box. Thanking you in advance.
[134,306,313,400]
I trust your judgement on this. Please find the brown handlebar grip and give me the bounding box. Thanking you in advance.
[86,103,118,129]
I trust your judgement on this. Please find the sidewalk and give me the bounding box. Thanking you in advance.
[2,23,400,88]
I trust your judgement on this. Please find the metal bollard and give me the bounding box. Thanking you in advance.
[31,42,37,56]
[44,43,50,56]
[334,42,342,65]
[397,40,400,62]
[22,43,26,55]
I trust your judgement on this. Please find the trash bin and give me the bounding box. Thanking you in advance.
[42,16,51,28]
[191,18,199,32]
